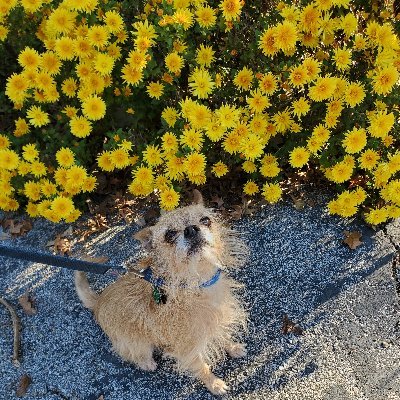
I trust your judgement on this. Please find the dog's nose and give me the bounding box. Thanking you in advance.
[184,225,200,239]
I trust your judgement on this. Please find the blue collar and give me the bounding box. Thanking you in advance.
[142,267,222,289]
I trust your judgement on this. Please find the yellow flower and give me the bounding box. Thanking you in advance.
[234,67,253,91]
[97,151,115,172]
[110,148,130,168]
[241,134,264,161]
[368,110,394,138]
[159,187,180,210]
[258,27,278,57]
[292,97,310,117]
[26,202,39,218]
[195,5,217,28]
[22,144,39,162]
[127,50,147,70]
[18,47,41,70]
[298,4,320,34]
[165,52,184,74]
[340,12,357,36]
[128,179,153,197]
[333,48,352,71]
[262,183,282,203]
[165,156,185,180]
[133,165,154,186]
[62,78,78,98]
[302,57,321,81]
[56,148,75,167]
[51,196,74,219]
[327,159,354,183]
[223,132,241,154]
[289,147,310,168]
[162,132,179,153]
[41,179,57,197]
[215,104,240,129]
[27,106,50,127]
[94,53,115,76]
[258,72,278,94]
[184,152,206,176]
[70,116,92,138]
[173,8,194,30]
[308,77,336,102]
[342,128,367,154]
[188,68,214,99]
[243,180,259,196]
[0,134,10,149]
[289,65,308,87]
[180,128,204,151]
[21,0,43,13]
[372,66,399,95]
[54,37,75,60]
[358,149,380,170]
[103,10,124,33]
[344,82,365,107]
[187,103,212,129]
[196,44,215,67]
[205,119,226,142]
[212,161,229,177]
[87,25,109,48]
[81,95,106,120]
[219,0,242,21]
[24,181,42,201]
[47,7,75,36]
[6,73,29,104]
[242,160,257,173]
[143,145,163,166]
[121,64,143,86]
[247,89,270,113]
[273,110,292,133]
[274,21,298,52]
[381,180,400,205]
[146,82,164,99]
[0,149,19,170]
[365,207,388,225]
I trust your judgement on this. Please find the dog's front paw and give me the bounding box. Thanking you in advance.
[227,342,247,359]
[208,377,229,396]
[137,358,157,371]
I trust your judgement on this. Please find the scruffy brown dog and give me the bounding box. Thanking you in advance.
[75,191,248,395]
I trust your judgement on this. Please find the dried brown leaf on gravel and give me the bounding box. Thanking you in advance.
[18,292,36,316]
[1,219,32,237]
[16,374,32,397]
[343,230,363,250]
[282,314,303,336]
[46,235,72,255]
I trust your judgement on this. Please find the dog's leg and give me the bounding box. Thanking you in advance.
[113,337,157,371]
[184,354,229,395]
[225,340,247,358]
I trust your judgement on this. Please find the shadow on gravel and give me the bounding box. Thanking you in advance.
[0,200,396,399]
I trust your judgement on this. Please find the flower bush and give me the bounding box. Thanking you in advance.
[0,0,399,225]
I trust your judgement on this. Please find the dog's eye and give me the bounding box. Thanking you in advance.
[165,229,178,244]
[200,216,211,227]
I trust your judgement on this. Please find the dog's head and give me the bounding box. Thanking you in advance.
[134,190,247,283]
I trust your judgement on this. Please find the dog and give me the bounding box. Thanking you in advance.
[75,190,248,395]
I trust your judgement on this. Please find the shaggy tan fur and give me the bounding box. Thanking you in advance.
[75,192,248,395]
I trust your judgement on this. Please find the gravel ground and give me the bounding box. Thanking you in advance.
[0,196,399,400]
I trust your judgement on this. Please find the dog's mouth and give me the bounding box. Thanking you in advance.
[187,237,206,256]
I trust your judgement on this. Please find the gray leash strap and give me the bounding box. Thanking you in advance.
[0,244,124,275]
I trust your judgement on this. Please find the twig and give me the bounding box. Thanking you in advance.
[0,296,21,367]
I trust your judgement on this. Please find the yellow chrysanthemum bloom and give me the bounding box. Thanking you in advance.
[146,82,164,99]
[219,0,242,21]
[24,181,42,201]
[187,103,212,129]
[333,48,352,71]
[51,196,74,219]
[241,134,264,161]
[258,72,278,94]
[26,202,39,218]
[308,77,336,101]
[302,57,321,81]
[205,119,226,142]
[215,104,240,129]
[212,161,229,177]
[27,105,50,127]
[243,180,259,196]
[18,47,41,70]
[6,73,29,104]
[259,27,278,57]
[298,4,320,33]
[368,110,394,138]
[372,66,399,95]
[273,110,292,133]
[70,116,92,138]
[344,82,365,107]
[340,12,358,36]
[81,95,106,120]
[128,179,153,197]
[127,50,147,70]
[87,25,109,48]
[159,187,180,211]
[180,129,204,151]
[121,64,143,86]
[61,77,78,98]
[184,152,206,176]
[233,67,253,91]
[41,179,57,197]
[21,0,43,13]
[162,107,179,127]
[0,149,19,170]
[289,65,308,87]
[94,53,115,76]
[54,37,75,60]
[262,183,282,203]
[246,89,270,113]
[40,51,61,75]
[109,148,130,169]
[195,5,217,28]
[97,151,115,172]
[274,21,298,52]
[173,8,194,30]
[133,165,154,186]
[365,207,388,225]
[162,132,179,153]
[196,44,215,67]
[103,10,124,33]
[165,156,185,180]
[46,7,76,36]
[289,147,310,168]
[143,145,163,167]
[242,160,257,173]
[292,97,310,117]
[188,68,214,99]
[358,149,380,170]
[0,134,10,149]
[22,143,39,162]
[327,159,354,183]
[56,148,75,167]
[342,128,367,154]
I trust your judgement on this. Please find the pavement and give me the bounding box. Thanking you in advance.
[0,194,399,400]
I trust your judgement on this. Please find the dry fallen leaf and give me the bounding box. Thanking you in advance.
[289,194,306,210]
[2,219,32,237]
[46,235,71,255]
[16,374,32,397]
[343,230,363,250]
[282,314,303,336]
[230,205,243,220]
[18,292,36,316]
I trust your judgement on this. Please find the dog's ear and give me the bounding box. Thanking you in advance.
[192,189,203,205]
[134,227,153,250]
